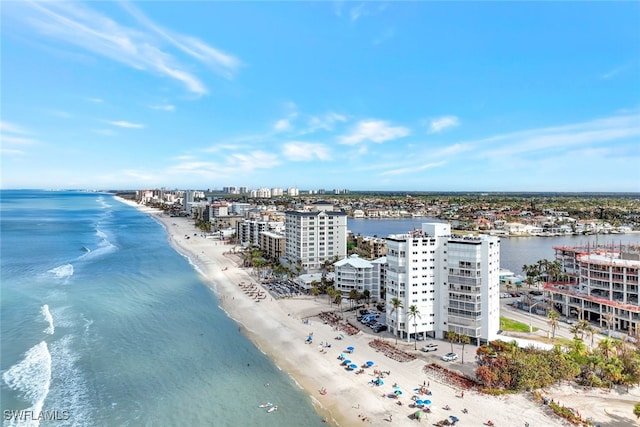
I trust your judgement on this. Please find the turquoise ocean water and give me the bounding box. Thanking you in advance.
[0,190,326,427]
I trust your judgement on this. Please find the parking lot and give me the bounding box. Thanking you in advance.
[263,279,306,299]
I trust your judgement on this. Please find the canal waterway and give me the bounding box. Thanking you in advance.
[347,218,640,276]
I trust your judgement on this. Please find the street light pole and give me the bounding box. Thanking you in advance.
[529,301,542,333]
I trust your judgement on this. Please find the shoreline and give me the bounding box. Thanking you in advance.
[115,196,640,427]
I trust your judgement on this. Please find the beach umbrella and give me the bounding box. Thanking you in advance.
[366,361,374,367]
[343,359,351,364]
[415,399,424,406]
[348,363,358,370]
[423,399,431,405]
[414,410,425,419]
[346,346,354,352]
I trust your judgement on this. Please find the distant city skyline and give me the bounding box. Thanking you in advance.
[1,2,639,192]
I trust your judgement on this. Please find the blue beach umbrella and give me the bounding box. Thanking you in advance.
[348,364,358,370]
[366,361,374,367]
[346,346,354,352]
[415,400,424,406]
[423,399,431,405]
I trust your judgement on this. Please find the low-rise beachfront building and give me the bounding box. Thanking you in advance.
[385,222,501,345]
[334,254,376,300]
[283,202,348,274]
[547,243,640,335]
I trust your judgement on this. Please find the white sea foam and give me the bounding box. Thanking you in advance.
[48,335,92,426]
[75,229,117,262]
[41,305,55,335]
[2,341,52,427]
[96,196,111,209]
[48,264,74,279]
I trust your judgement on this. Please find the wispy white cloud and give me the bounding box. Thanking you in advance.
[282,142,331,161]
[427,115,460,133]
[340,120,410,145]
[273,101,299,132]
[274,119,293,132]
[48,110,73,119]
[168,150,280,179]
[203,143,249,153]
[2,135,38,145]
[306,112,347,132]
[380,161,446,176]
[17,1,240,96]
[1,121,39,145]
[373,27,395,46]
[333,0,344,17]
[1,121,32,135]
[228,151,280,170]
[121,2,241,80]
[87,97,103,103]
[601,65,626,80]
[474,113,640,160]
[0,148,26,156]
[350,4,367,22]
[150,104,176,112]
[107,120,145,129]
[0,121,38,155]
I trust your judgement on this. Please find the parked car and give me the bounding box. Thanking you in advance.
[421,344,438,352]
[372,325,387,332]
[441,352,458,362]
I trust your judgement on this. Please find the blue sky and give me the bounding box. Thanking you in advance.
[1,1,639,192]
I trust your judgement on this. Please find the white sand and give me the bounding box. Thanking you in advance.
[117,197,640,427]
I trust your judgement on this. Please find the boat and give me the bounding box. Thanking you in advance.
[258,402,273,408]
[267,405,278,413]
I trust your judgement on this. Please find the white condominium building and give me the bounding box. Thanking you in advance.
[385,222,500,345]
[334,255,381,301]
[284,202,347,273]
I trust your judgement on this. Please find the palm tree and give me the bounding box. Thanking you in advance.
[335,293,343,318]
[598,338,615,360]
[445,330,458,353]
[547,260,562,282]
[585,324,597,348]
[311,285,320,301]
[390,297,404,345]
[407,305,421,350]
[349,289,359,308]
[578,319,590,339]
[459,334,470,363]
[326,286,335,307]
[363,289,370,306]
[548,310,559,339]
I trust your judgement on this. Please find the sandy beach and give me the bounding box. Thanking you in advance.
[117,197,640,427]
